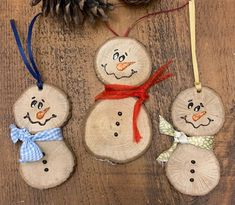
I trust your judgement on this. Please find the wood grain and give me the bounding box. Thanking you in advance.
[0,0,234,204]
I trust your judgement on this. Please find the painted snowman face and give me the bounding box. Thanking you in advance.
[171,87,225,136]
[95,37,152,86]
[14,84,70,133]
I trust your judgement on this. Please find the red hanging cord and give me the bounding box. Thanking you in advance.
[105,1,189,37]
[104,22,120,36]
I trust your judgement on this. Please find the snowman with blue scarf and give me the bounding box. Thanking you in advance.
[10,84,74,189]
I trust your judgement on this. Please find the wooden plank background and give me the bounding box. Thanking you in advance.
[0,0,234,204]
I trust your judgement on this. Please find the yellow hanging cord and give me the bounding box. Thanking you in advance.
[189,0,202,92]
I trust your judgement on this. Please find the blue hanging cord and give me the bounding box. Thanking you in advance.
[10,13,43,90]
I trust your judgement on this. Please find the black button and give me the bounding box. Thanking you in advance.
[190,169,195,173]
[118,112,122,116]
[42,160,47,164]
[190,178,194,182]
[191,160,196,164]
[44,168,49,172]
[42,152,46,157]
[116,122,120,126]
[114,132,118,137]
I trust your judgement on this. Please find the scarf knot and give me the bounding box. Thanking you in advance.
[10,124,63,163]
[156,116,214,163]
[133,89,149,100]
[95,60,173,143]
[11,127,31,143]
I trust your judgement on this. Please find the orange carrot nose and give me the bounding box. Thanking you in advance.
[116,62,135,71]
[36,107,50,120]
[192,111,207,121]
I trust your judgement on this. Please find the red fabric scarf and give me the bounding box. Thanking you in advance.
[95,60,173,143]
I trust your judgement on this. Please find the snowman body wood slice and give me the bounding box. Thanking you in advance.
[85,37,161,163]
[12,84,74,189]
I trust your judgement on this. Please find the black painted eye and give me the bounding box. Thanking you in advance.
[31,100,37,108]
[194,105,201,112]
[188,102,194,109]
[38,102,43,109]
[119,55,125,62]
[113,52,119,60]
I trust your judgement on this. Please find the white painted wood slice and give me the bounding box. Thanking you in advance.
[20,141,75,189]
[95,37,152,86]
[84,98,152,163]
[171,87,225,136]
[13,84,71,133]
[166,144,220,196]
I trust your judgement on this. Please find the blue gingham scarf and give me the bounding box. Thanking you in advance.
[10,124,63,163]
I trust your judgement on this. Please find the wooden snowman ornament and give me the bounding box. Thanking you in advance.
[157,0,225,196]
[83,4,191,163]
[85,36,173,163]
[10,15,74,189]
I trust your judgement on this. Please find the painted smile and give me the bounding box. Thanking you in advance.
[23,112,57,126]
[181,115,214,129]
[101,64,137,79]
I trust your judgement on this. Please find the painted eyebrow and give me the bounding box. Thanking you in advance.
[125,52,128,56]
[42,99,45,102]
[32,97,36,99]
[114,49,118,52]
[200,103,204,107]
[188,99,193,102]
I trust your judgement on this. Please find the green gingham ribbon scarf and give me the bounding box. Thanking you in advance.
[156,116,214,163]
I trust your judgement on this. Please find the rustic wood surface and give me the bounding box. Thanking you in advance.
[0,0,234,204]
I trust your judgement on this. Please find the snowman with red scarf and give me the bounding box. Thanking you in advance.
[84,37,172,163]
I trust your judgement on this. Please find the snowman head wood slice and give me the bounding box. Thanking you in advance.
[14,84,70,133]
[9,15,74,189]
[95,37,152,86]
[171,87,225,136]
[85,36,173,163]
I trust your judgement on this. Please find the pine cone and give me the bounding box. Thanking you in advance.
[31,0,113,25]
[123,0,151,5]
